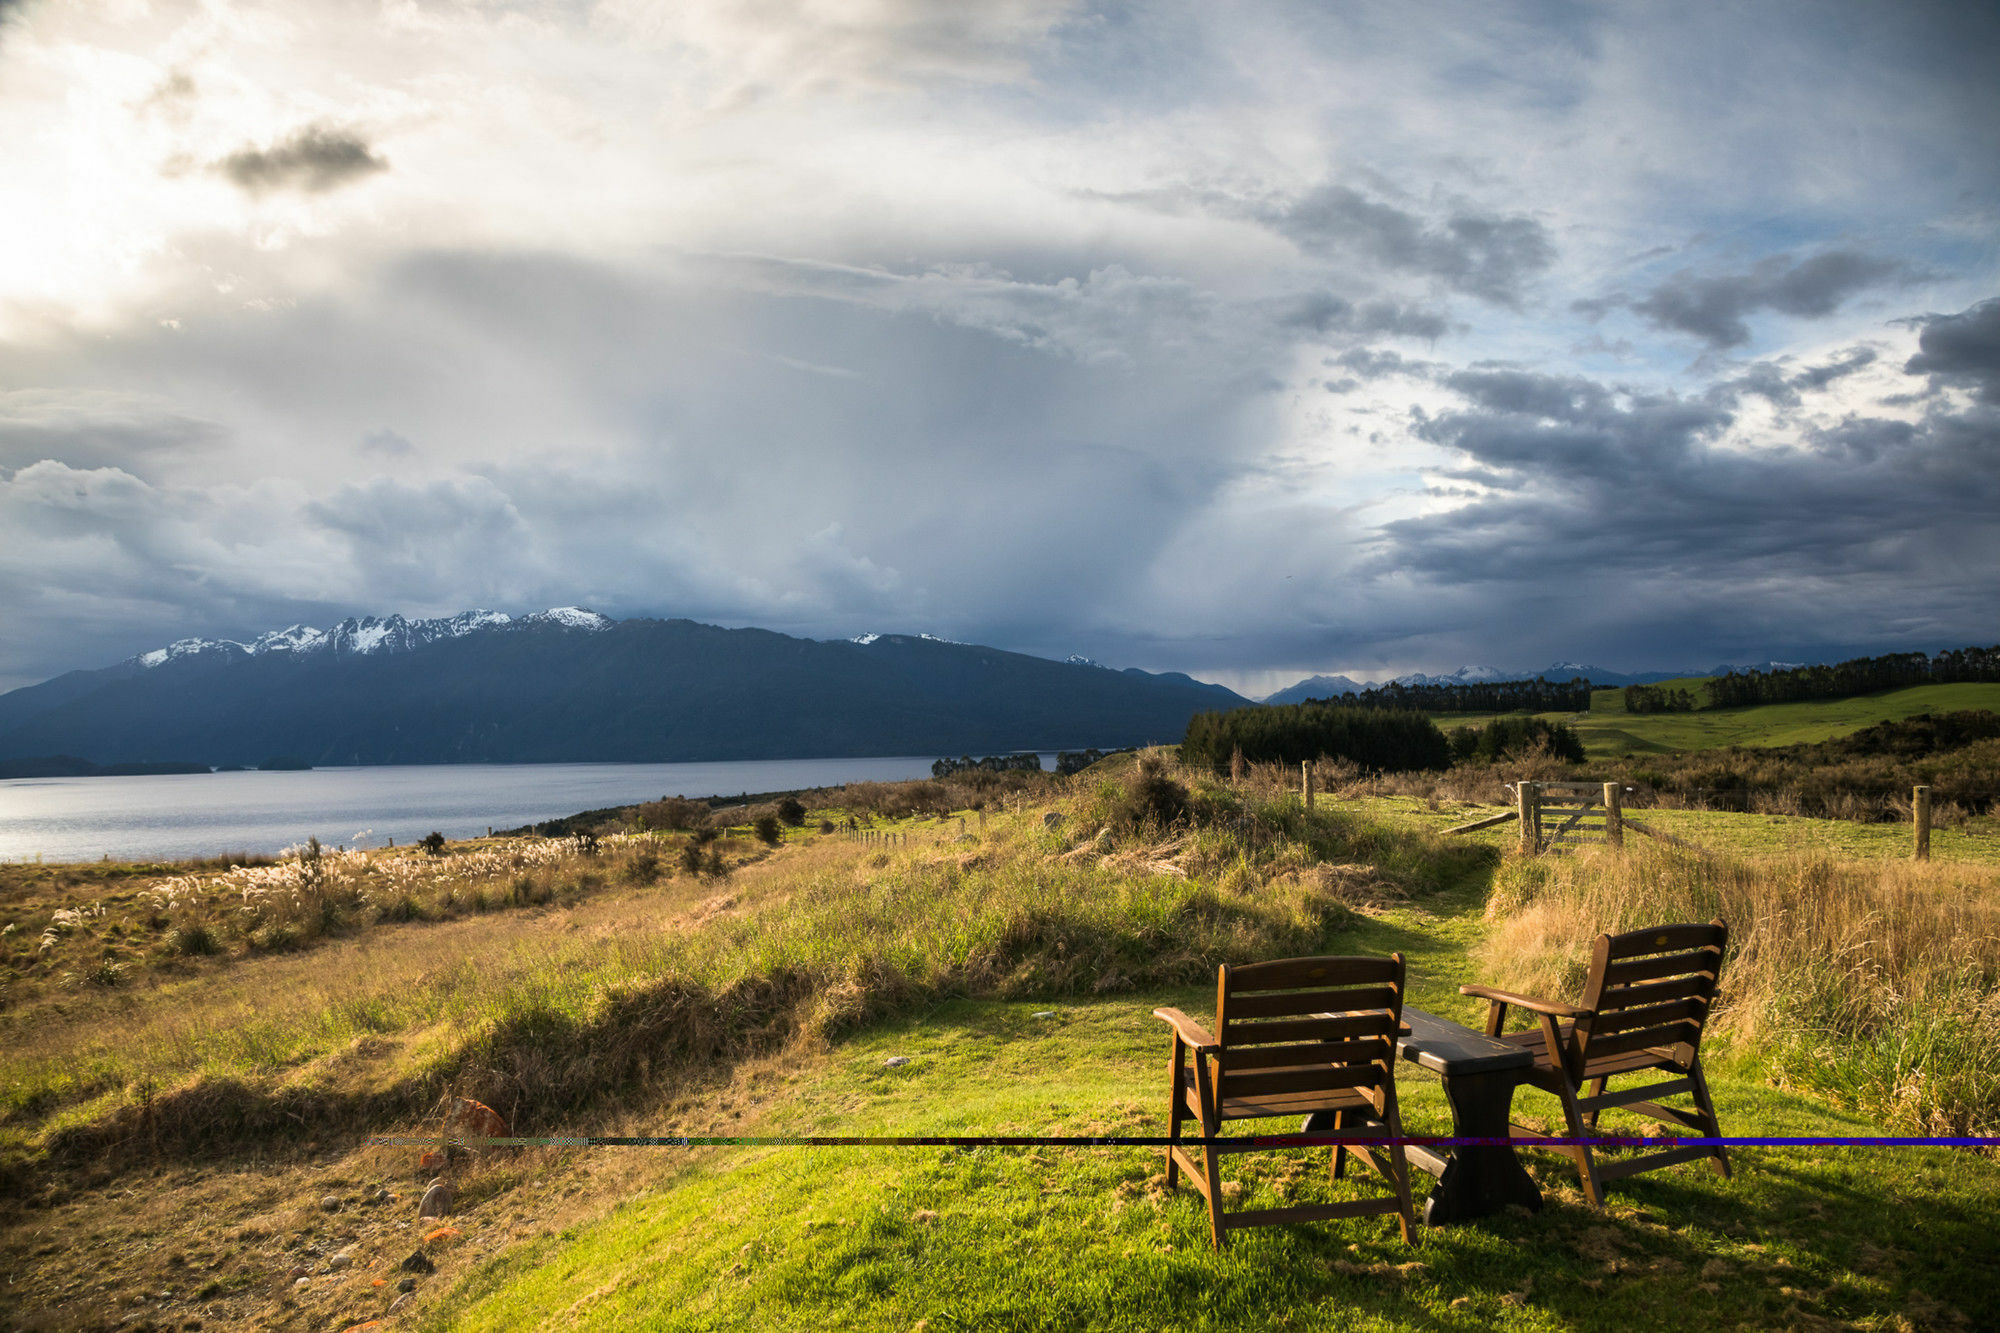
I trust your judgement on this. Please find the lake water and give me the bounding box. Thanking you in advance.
[0,756,1040,863]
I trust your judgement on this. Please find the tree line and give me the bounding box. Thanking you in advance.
[1306,676,1594,714]
[1182,703,1451,772]
[1702,645,2000,709]
[1622,684,1700,714]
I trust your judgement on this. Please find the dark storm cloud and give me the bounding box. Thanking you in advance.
[1904,297,2000,403]
[1627,251,1906,348]
[1712,346,1880,410]
[1328,348,1436,379]
[216,126,388,194]
[1268,186,1555,307]
[1376,352,2000,660]
[1280,292,1449,340]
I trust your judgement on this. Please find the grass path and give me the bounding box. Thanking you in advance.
[427,867,2000,1331]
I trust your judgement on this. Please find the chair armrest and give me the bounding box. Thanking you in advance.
[1152,1008,1218,1050]
[1459,984,1589,1019]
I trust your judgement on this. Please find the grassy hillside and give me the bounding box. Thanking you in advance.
[4,762,1999,1330]
[1432,681,2000,761]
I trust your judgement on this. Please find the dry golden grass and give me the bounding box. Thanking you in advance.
[1478,840,2000,1133]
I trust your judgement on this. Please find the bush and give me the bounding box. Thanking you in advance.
[1108,755,1193,835]
[166,922,218,956]
[753,815,783,847]
[776,797,807,827]
[635,797,710,830]
[680,842,706,876]
[420,832,447,858]
[623,849,662,884]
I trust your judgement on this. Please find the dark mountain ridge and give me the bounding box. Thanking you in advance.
[0,614,1247,767]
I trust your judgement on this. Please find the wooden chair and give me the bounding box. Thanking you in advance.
[1461,919,1731,1207]
[1154,954,1416,1249]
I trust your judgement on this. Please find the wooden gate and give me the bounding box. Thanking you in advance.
[1515,781,1620,851]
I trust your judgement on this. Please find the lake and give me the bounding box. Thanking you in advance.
[0,756,1042,863]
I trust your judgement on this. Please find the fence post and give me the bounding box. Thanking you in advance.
[1914,785,1930,861]
[1517,781,1538,854]
[1302,761,1315,810]
[1603,782,1623,849]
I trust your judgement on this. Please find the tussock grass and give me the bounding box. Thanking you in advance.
[1480,841,2000,1134]
[4,770,1488,1173]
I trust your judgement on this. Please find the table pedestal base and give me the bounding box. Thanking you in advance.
[1302,1066,1541,1226]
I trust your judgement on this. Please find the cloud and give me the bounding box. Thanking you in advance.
[1368,350,2000,665]
[1628,251,1907,348]
[361,428,415,457]
[1267,186,1555,307]
[216,126,388,195]
[0,390,228,475]
[1281,293,1449,341]
[1904,297,2000,403]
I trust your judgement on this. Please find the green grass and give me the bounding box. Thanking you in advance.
[430,887,2000,1331]
[1429,682,2000,761]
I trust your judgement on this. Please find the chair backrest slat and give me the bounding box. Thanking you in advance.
[1600,973,1712,1010]
[1227,956,1402,990]
[1582,1022,1702,1061]
[1223,985,1401,1021]
[1575,921,1725,1072]
[1220,1013,1395,1045]
[1221,1064,1384,1100]
[1591,997,1707,1037]
[1599,946,1723,990]
[1218,1038,1395,1072]
[1213,954,1404,1107]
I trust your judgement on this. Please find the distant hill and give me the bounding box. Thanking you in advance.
[0,610,1248,767]
[1261,659,1803,703]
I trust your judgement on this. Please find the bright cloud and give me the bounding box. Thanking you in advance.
[0,0,1995,693]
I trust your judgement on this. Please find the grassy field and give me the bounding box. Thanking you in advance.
[1428,681,2000,761]
[4,760,1998,1330]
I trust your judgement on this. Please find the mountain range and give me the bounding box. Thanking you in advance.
[0,610,1248,769]
[1258,660,1807,705]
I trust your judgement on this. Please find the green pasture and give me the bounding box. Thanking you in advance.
[428,874,2000,1332]
[1429,682,2000,760]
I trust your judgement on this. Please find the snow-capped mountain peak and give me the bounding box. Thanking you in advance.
[1065,654,1110,669]
[125,607,613,669]
[521,607,612,631]
[849,633,882,646]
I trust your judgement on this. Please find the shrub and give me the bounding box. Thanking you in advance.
[1108,755,1192,835]
[635,797,712,831]
[623,849,662,884]
[420,832,447,858]
[680,842,706,876]
[753,815,783,847]
[166,922,218,956]
[776,797,806,827]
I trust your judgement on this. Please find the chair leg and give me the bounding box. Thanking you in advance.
[1329,1106,1347,1182]
[1582,1076,1606,1128]
[1556,1080,1604,1207]
[1689,1058,1731,1179]
[1164,1055,1183,1191]
[1201,1122,1228,1250]
[1382,1094,1416,1245]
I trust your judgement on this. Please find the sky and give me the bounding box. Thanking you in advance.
[1,0,1996,698]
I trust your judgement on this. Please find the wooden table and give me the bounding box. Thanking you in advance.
[1303,1005,1542,1225]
